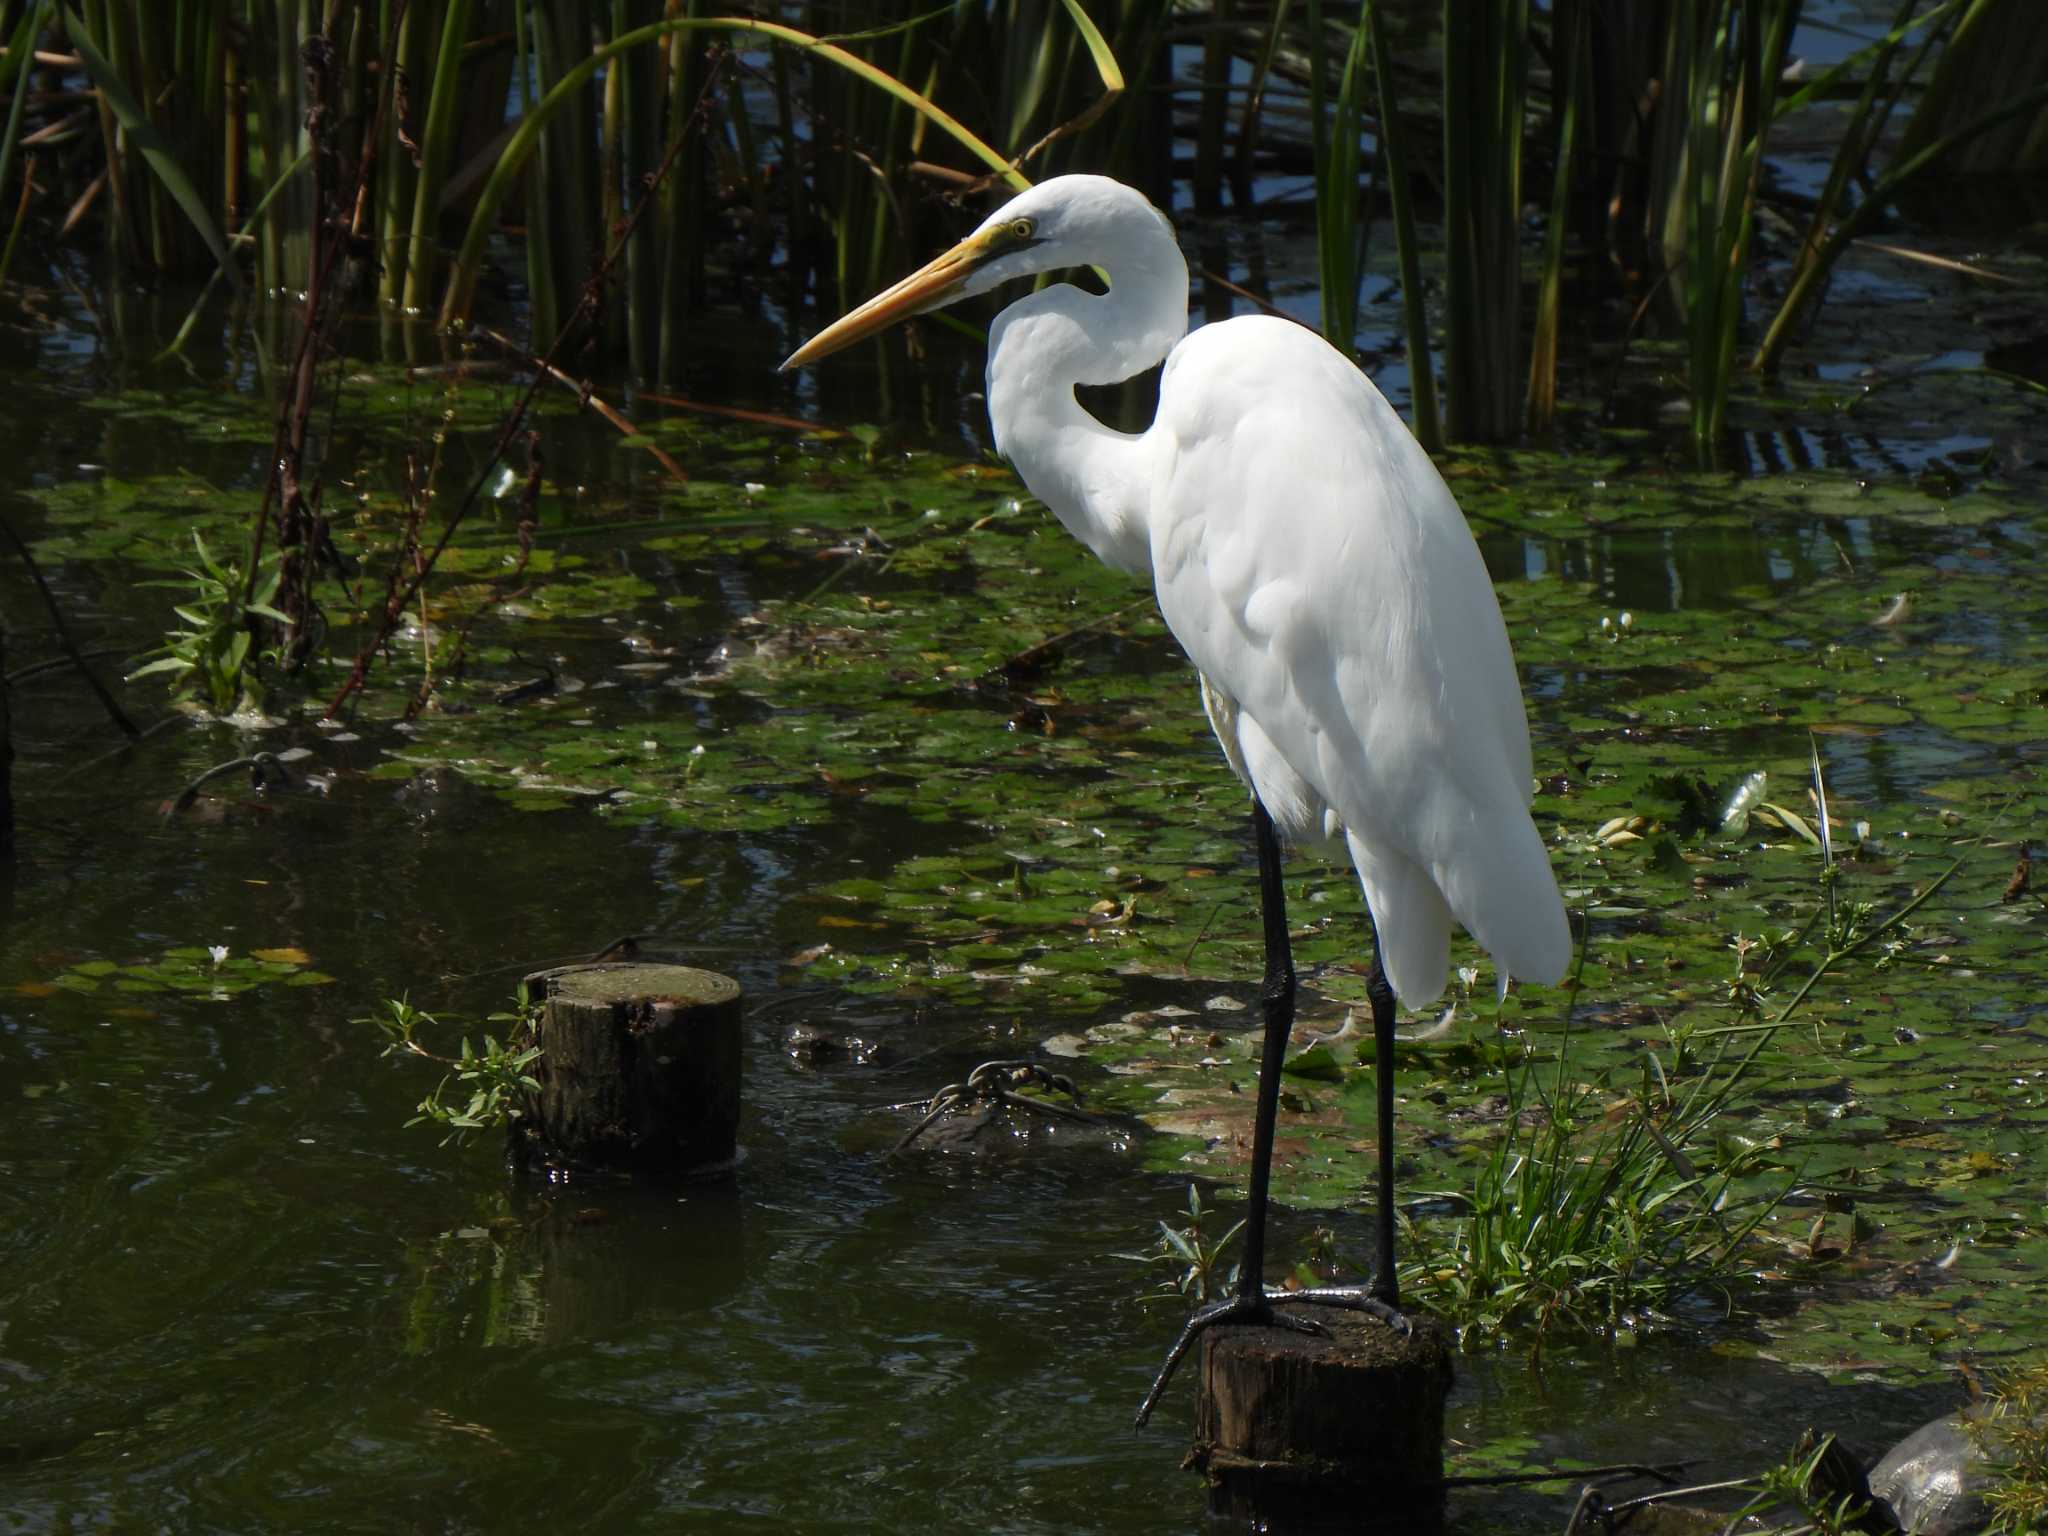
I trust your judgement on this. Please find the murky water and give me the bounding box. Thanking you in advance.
[6,30,2046,1534]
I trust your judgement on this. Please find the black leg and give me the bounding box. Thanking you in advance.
[1367,937,1399,1307]
[1134,799,1403,1430]
[1274,933,1407,1324]
[1236,793,1295,1297]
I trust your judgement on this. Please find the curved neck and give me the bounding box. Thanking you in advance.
[984,242,1188,577]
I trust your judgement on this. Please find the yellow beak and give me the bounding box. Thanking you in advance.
[779,229,994,371]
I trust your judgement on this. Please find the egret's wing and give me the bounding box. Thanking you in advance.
[1149,316,1568,1002]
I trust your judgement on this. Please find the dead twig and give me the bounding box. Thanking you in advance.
[478,331,689,484]
[404,431,543,720]
[891,1058,1106,1153]
[0,513,140,740]
[169,751,294,813]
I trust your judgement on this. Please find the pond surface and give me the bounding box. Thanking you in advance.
[5,57,2048,1536]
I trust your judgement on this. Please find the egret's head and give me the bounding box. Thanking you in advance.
[779,175,1173,370]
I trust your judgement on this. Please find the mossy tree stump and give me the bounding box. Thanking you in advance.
[515,963,742,1178]
[1190,1310,1453,1533]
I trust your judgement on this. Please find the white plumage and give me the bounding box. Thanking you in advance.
[785,173,1571,1419]
[957,176,1570,1003]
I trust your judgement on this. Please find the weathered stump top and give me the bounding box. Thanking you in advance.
[1208,1308,1445,1369]
[536,963,741,1010]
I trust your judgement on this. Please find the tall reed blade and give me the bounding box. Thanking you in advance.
[1527,0,1587,433]
[1440,0,1527,444]
[1306,1,1371,352]
[400,0,474,315]
[1364,0,1439,453]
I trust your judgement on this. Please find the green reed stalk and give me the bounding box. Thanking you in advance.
[1441,0,1527,443]
[1756,70,2048,374]
[1364,0,1439,452]
[1787,0,1918,310]
[1526,0,1586,433]
[0,2,43,208]
[539,2,601,339]
[600,6,626,355]
[375,0,419,308]
[64,3,238,285]
[1684,0,1798,451]
[1233,0,1289,208]
[438,15,1029,330]
[1306,2,1370,352]
[508,1,553,340]
[656,3,704,383]
[1894,0,2039,173]
[622,1,660,378]
[400,0,472,315]
[0,1,48,288]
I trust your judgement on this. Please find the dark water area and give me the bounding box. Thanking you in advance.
[6,18,2048,1534]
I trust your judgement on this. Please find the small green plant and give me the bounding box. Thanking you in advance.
[1118,1183,1245,1306]
[126,533,286,714]
[1726,1432,1883,1535]
[362,990,543,1147]
[1973,1362,2048,1535]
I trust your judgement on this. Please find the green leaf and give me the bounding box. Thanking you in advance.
[60,9,242,291]
[125,656,193,681]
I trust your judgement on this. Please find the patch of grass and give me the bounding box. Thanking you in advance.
[1974,1362,2048,1535]
[1402,749,1967,1348]
[1399,993,1788,1345]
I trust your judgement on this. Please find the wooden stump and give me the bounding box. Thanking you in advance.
[514,962,743,1178]
[1191,1310,1453,1534]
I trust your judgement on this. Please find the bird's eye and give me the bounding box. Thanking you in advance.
[1010,217,1035,241]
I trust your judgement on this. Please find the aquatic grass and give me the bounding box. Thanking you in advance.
[1722,1433,1883,1534]
[1401,980,1791,1345]
[1972,1361,2048,1535]
[1439,0,1527,444]
[397,0,475,316]
[1362,0,1439,451]
[1897,0,2048,178]
[1675,0,1801,453]
[1190,0,1232,212]
[5,2,1125,369]
[435,13,1041,330]
[61,3,239,288]
[1755,68,2048,376]
[1404,744,1974,1347]
[1524,0,1585,434]
[1304,0,1372,353]
[1777,0,1930,317]
[0,2,43,288]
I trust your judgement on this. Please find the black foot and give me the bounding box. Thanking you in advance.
[1284,1283,1412,1337]
[1132,1286,1409,1428]
[1134,1292,1314,1427]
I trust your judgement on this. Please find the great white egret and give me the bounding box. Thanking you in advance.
[784,174,1570,1426]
